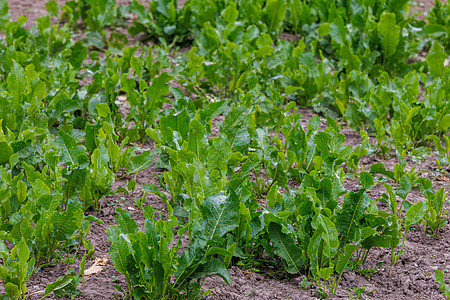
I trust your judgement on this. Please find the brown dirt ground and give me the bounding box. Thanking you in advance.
[5,0,450,299]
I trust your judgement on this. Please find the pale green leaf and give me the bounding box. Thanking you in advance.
[263,0,287,35]
[378,12,400,58]
[405,201,427,227]
[127,150,154,175]
[427,41,447,78]
[54,131,87,166]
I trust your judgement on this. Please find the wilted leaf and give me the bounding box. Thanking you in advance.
[83,255,108,277]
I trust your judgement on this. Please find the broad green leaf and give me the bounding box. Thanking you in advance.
[127,150,154,175]
[174,246,205,287]
[96,103,111,118]
[221,106,250,133]
[5,283,19,299]
[268,151,288,188]
[319,267,333,281]
[200,100,227,121]
[55,131,87,166]
[316,177,336,210]
[378,12,399,58]
[7,61,26,106]
[287,120,307,166]
[70,41,88,69]
[197,23,221,54]
[405,201,427,228]
[14,238,30,264]
[188,120,208,161]
[200,194,240,241]
[45,1,59,16]
[369,163,395,179]
[268,222,304,274]
[205,247,233,258]
[318,23,330,36]
[17,181,27,203]
[226,127,250,153]
[426,41,447,78]
[11,211,35,244]
[190,258,231,285]
[206,135,231,176]
[396,176,411,200]
[0,142,13,165]
[263,0,287,35]
[340,44,361,72]
[52,203,84,241]
[335,244,358,274]
[360,172,374,191]
[84,214,105,224]
[221,3,238,24]
[427,134,448,155]
[435,269,445,285]
[63,168,88,200]
[130,56,143,79]
[52,268,80,298]
[438,116,450,134]
[108,227,131,274]
[316,214,338,259]
[336,190,370,244]
[314,132,331,159]
[307,228,323,277]
[146,72,173,104]
[0,0,9,30]
[115,207,139,235]
[435,269,450,295]
[160,109,190,142]
[40,272,77,299]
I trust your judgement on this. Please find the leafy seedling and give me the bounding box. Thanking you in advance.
[436,269,450,299]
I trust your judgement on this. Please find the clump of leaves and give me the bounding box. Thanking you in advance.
[419,178,449,236]
[428,134,450,173]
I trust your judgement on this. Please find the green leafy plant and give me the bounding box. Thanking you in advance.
[428,134,450,173]
[108,196,233,299]
[377,181,427,265]
[436,269,450,300]
[426,1,450,50]
[419,178,449,236]
[0,239,35,300]
[61,0,124,49]
[348,285,373,300]
[127,0,193,45]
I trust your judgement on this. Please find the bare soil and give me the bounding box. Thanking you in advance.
[6,0,450,299]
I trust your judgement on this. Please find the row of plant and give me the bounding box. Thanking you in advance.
[0,0,449,298]
[0,2,163,297]
[108,94,449,298]
[56,0,450,160]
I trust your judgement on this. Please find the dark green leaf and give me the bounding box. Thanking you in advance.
[268,222,304,274]
[200,194,240,241]
[336,190,370,244]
